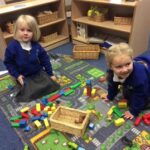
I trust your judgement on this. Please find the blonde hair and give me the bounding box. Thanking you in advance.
[105,43,133,66]
[14,15,41,41]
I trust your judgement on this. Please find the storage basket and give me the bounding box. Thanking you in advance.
[41,32,58,43]
[36,11,58,25]
[50,106,90,137]
[73,44,100,59]
[89,14,105,22]
[6,22,14,34]
[114,16,132,25]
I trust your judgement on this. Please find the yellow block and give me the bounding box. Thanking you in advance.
[47,111,53,117]
[20,107,30,113]
[30,128,51,144]
[51,106,56,112]
[114,118,125,127]
[118,102,127,108]
[83,88,87,95]
[36,103,41,112]
[44,106,50,112]
[107,106,115,116]
[34,120,42,129]
[133,130,150,145]
[91,89,96,96]
[43,118,49,128]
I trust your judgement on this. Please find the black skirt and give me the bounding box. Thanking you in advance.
[15,70,60,102]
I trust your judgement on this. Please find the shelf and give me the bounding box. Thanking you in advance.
[0,0,69,59]
[0,0,59,14]
[40,35,69,50]
[72,36,89,44]
[76,0,137,7]
[39,18,65,28]
[3,18,66,39]
[73,17,131,33]
[71,0,150,57]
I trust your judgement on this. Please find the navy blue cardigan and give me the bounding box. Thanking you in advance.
[107,58,150,116]
[4,40,53,79]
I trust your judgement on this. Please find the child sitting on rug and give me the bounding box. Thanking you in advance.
[104,43,150,119]
[4,15,60,102]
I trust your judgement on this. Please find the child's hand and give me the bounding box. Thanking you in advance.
[50,75,57,81]
[17,75,24,86]
[123,111,134,120]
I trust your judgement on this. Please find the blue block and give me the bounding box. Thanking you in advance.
[77,147,86,150]
[31,116,41,121]
[86,80,92,85]
[41,98,48,106]
[7,85,14,90]
[24,126,31,132]
[40,116,46,121]
[19,120,27,128]
[88,122,95,130]
[42,113,48,117]
[59,90,65,96]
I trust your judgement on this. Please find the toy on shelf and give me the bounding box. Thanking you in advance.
[50,106,90,136]
[76,22,88,40]
[87,6,108,22]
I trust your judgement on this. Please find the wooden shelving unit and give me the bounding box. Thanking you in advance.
[71,0,150,56]
[0,0,69,59]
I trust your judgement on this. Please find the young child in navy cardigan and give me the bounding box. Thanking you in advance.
[4,15,59,101]
[104,43,150,119]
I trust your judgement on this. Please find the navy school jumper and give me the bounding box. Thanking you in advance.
[107,55,150,116]
[4,40,53,79]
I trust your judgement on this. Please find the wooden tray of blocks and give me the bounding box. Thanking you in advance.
[73,44,100,60]
[50,106,90,137]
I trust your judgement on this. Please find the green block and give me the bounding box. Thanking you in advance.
[70,82,81,89]
[10,115,22,121]
[48,102,53,107]
[64,89,74,96]
[11,122,20,128]
[113,106,123,117]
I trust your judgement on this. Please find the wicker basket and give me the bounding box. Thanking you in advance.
[50,106,90,137]
[41,32,58,43]
[114,16,132,25]
[73,44,100,59]
[36,11,58,25]
[6,22,14,34]
[89,14,105,22]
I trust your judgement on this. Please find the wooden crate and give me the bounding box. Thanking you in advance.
[50,106,90,137]
[41,32,58,43]
[36,11,58,25]
[114,16,132,25]
[73,44,100,59]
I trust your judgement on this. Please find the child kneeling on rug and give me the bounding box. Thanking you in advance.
[4,15,60,102]
[104,43,150,119]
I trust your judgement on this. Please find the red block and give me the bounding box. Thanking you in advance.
[31,108,41,116]
[86,86,91,96]
[143,113,150,120]
[134,117,142,126]
[143,118,150,125]
[48,94,61,102]
[21,113,29,119]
